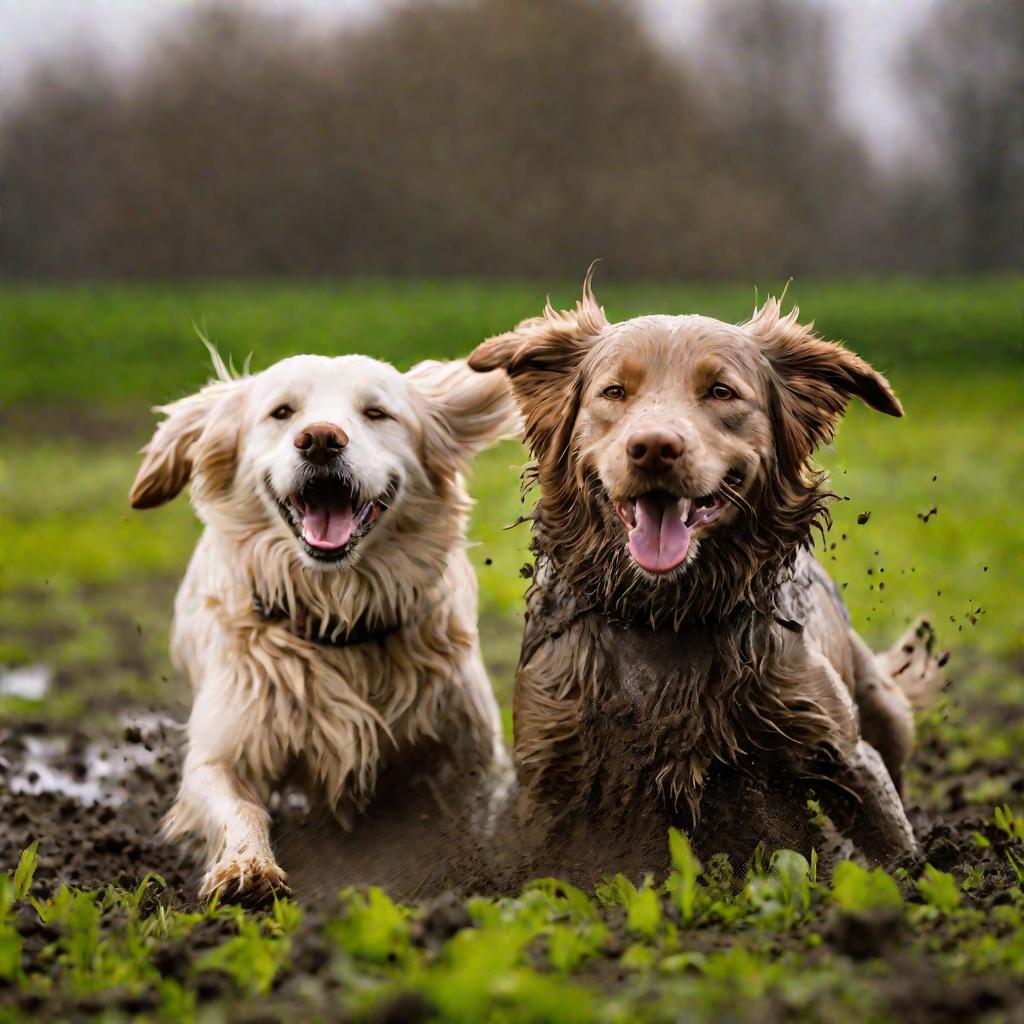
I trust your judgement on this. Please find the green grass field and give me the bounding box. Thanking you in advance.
[0,278,1022,1021]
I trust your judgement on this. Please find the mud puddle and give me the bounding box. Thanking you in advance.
[1,706,1021,906]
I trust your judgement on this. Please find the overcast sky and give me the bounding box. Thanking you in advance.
[0,0,936,162]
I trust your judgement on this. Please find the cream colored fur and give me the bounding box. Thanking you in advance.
[131,352,516,900]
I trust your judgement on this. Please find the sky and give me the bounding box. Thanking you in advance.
[0,0,937,163]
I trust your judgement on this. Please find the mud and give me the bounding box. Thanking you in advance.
[2,698,1022,905]
[0,715,514,905]
[2,698,1023,1023]
[0,715,194,900]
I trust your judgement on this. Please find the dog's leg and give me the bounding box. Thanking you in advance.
[851,617,944,793]
[837,740,918,864]
[457,648,516,835]
[789,650,917,863]
[848,630,916,790]
[172,759,287,904]
[165,684,288,904]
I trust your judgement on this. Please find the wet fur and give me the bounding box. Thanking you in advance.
[472,282,933,877]
[131,353,516,901]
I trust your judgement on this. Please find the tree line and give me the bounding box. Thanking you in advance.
[0,0,1019,280]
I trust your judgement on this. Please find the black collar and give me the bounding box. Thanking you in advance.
[252,591,402,648]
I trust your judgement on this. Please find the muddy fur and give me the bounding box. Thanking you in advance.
[471,281,940,882]
[129,353,517,902]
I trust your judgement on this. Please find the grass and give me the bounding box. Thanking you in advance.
[0,278,1021,1020]
[3,819,1023,1022]
[1,277,1020,412]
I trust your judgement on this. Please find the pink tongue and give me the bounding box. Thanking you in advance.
[302,500,354,550]
[628,495,691,572]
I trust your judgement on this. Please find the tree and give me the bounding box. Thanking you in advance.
[902,0,1024,270]
[689,0,885,274]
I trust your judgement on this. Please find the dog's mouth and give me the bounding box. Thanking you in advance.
[612,489,725,574]
[272,474,397,563]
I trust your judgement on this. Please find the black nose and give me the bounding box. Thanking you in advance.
[293,421,349,466]
[627,428,684,474]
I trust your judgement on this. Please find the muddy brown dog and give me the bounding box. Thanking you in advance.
[470,280,940,882]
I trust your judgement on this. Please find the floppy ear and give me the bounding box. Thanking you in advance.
[468,277,608,460]
[130,378,248,509]
[746,298,902,474]
[405,358,520,486]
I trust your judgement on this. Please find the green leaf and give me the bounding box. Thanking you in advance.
[0,921,22,980]
[199,915,289,995]
[917,865,962,914]
[667,828,703,924]
[993,804,1024,842]
[594,873,639,911]
[831,861,903,914]
[745,850,814,928]
[13,841,39,901]
[328,887,413,965]
[525,878,599,922]
[621,941,657,971]
[626,885,662,939]
[547,922,605,973]
[660,950,707,974]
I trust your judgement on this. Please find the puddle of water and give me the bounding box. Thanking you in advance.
[0,664,52,701]
[3,713,181,807]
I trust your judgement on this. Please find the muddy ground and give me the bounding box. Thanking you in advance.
[2,693,1022,902]
[1,692,1022,1023]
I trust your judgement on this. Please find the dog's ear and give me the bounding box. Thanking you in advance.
[405,358,520,486]
[130,378,249,509]
[747,298,902,473]
[468,278,607,459]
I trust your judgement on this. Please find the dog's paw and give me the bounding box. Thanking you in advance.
[880,615,947,706]
[200,852,289,907]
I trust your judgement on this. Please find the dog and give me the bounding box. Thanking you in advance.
[470,280,941,881]
[130,349,515,902]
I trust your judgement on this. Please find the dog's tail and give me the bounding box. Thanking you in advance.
[876,615,948,708]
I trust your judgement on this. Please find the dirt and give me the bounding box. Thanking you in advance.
[0,714,195,900]
[1,694,1022,1023]
[2,694,1021,902]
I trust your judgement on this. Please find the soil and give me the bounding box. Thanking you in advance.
[0,714,195,900]
[1,698,1022,1022]
[2,695,1022,902]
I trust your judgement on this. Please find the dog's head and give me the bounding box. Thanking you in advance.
[470,281,901,620]
[131,352,514,575]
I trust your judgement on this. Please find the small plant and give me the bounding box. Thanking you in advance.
[666,827,703,925]
[917,865,962,915]
[745,850,815,929]
[626,884,663,940]
[547,922,606,973]
[328,886,413,966]
[594,872,664,939]
[961,865,985,892]
[991,805,1024,883]
[12,841,38,901]
[993,805,1024,843]
[831,861,904,914]
[198,910,296,995]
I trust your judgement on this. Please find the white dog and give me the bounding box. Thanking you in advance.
[130,350,515,902]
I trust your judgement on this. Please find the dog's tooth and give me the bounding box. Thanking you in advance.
[354,501,374,529]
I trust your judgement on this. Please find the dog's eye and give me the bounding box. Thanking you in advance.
[364,407,391,421]
[269,404,294,420]
[710,384,735,401]
[602,385,626,401]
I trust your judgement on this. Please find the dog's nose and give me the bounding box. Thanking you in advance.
[294,422,349,465]
[627,429,684,473]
